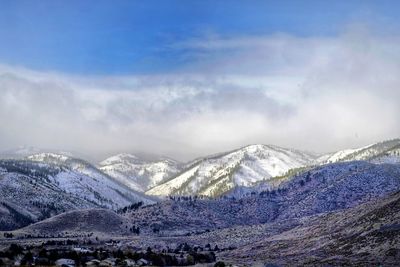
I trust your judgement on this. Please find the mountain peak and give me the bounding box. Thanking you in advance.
[100,153,141,166]
[99,153,182,192]
[146,144,316,197]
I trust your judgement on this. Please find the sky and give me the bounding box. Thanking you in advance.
[0,1,399,161]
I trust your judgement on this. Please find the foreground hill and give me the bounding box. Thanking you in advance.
[146,144,316,197]
[99,153,181,192]
[14,209,131,237]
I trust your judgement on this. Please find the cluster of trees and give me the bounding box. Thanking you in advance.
[28,201,61,220]
[0,244,23,259]
[0,243,218,267]
[0,202,34,230]
[133,247,216,266]
[42,239,80,246]
[129,225,140,234]
[3,232,13,238]
[29,201,57,210]
[168,195,200,201]
[0,159,61,181]
[23,233,92,239]
[167,195,236,201]
[117,201,143,213]
[259,187,289,197]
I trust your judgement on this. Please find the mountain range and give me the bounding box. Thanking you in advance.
[0,138,399,231]
[146,144,315,197]
[0,138,399,265]
[4,160,400,266]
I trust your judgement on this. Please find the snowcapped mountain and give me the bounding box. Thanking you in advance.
[146,144,316,197]
[99,153,182,192]
[317,138,400,164]
[0,163,97,230]
[228,139,400,199]
[26,153,153,206]
[0,138,398,228]
[0,153,155,230]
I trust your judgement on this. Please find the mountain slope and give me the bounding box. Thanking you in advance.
[219,190,400,266]
[99,153,181,192]
[0,154,154,230]
[0,162,97,231]
[27,153,153,206]
[125,161,400,235]
[146,144,316,197]
[317,138,400,164]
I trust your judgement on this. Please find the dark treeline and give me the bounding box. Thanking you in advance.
[0,242,221,266]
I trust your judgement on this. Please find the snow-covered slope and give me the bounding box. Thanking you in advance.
[99,153,181,192]
[369,143,400,164]
[0,154,155,230]
[317,138,400,164]
[27,153,153,206]
[146,144,316,197]
[0,159,97,230]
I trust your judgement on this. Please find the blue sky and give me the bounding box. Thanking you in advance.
[0,1,399,159]
[1,0,399,74]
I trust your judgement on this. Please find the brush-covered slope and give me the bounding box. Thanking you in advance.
[146,144,315,197]
[275,161,400,220]
[220,190,400,266]
[99,153,181,192]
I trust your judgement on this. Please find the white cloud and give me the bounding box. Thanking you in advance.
[0,28,399,161]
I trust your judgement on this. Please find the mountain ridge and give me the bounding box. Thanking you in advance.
[146,144,317,197]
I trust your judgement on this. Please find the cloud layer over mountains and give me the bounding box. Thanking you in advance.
[0,28,399,160]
